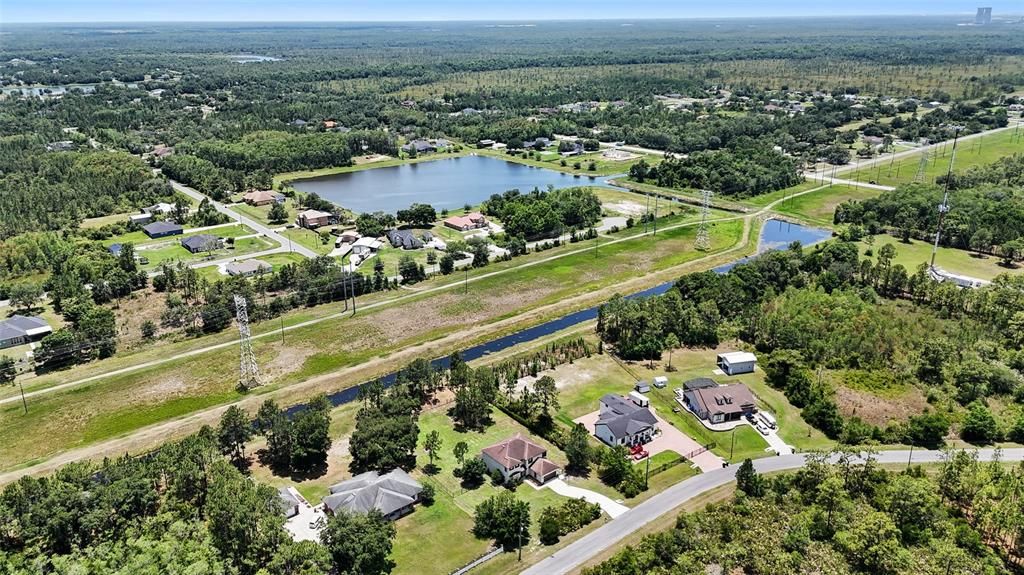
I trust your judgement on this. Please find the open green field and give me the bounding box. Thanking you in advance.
[230,198,300,227]
[860,235,1023,281]
[476,146,659,177]
[281,227,334,255]
[135,235,276,271]
[772,184,882,227]
[848,127,1024,187]
[102,223,259,248]
[0,215,748,471]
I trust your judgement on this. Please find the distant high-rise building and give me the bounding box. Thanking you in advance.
[976,7,992,25]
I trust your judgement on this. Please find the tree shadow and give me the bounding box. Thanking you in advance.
[424,463,441,476]
[288,460,329,482]
[998,261,1020,269]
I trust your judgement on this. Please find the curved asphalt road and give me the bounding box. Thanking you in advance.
[523,448,1024,575]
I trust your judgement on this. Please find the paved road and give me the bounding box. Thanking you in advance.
[523,448,1024,575]
[169,179,319,259]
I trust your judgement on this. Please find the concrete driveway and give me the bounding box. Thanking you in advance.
[545,478,629,518]
[574,410,723,473]
[283,489,326,542]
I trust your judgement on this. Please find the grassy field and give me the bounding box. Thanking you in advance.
[230,198,301,227]
[475,146,658,178]
[772,184,882,227]
[392,408,573,575]
[0,214,748,470]
[847,127,1024,187]
[281,227,334,255]
[860,234,1023,281]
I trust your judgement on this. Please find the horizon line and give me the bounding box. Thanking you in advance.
[5,12,1022,25]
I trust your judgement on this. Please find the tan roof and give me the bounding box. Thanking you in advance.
[529,457,560,477]
[481,434,546,469]
[242,190,282,203]
[445,212,487,228]
[690,383,757,416]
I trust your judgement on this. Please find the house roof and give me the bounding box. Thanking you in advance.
[323,469,422,516]
[683,377,718,391]
[444,212,486,229]
[143,221,182,235]
[689,383,757,416]
[226,259,271,275]
[481,434,547,470]
[717,351,757,364]
[386,229,423,249]
[352,237,383,249]
[0,315,52,341]
[278,486,301,511]
[242,190,284,203]
[181,234,220,251]
[298,209,332,220]
[597,394,658,439]
[529,457,560,477]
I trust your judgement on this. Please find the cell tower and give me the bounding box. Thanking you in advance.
[234,294,263,391]
[694,190,713,251]
[931,129,961,269]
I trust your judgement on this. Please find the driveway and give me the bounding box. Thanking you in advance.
[283,489,326,542]
[544,478,629,518]
[574,410,723,473]
[762,427,794,455]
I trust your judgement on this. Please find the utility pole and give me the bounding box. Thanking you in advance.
[931,128,960,269]
[907,443,914,470]
[730,427,737,461]
[18,380,28,414]
[645,453,651,489]
[652,194,659,237]
[464,265,469,294]
[279,315,285,343]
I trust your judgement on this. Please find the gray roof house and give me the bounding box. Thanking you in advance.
[226,259,272,276]
[0,315,52,350]
[277,487,302,518]
[386,229,424,250]
[594,393,658,447]
[142,221,183,238]
[401,139,435,154]
[180,234,222,254]
[323,469,423,520]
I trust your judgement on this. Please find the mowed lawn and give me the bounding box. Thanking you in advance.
[861,234,1024,281]
[848,127,1024,187]
[772,184,882,227]
[548,349,831,461]
[392,408,572,575]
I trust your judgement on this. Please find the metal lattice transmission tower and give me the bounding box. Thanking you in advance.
[912,149,931,183]
[234,294,263,390]
[694,190,713,251]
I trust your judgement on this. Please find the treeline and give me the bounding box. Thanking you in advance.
[835,182,1024,252]
[629,140,803,198]
[182,129,397,173]
[0,149,169,238]
[0,419,398,575]
[482,187,602,240]
[586,452,1022,575]
[939,153,1024,191]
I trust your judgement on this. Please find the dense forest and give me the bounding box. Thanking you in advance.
[587,452,1024,575]
[835,181,1024,252]
[482,187,602,240]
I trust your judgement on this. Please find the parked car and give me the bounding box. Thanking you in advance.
[758,412,778,430]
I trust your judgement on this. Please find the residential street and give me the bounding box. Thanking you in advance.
[168,178,319,259]
[523,448,1024,575]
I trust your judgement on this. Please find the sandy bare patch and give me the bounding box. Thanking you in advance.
[126,375,191,404]
[355,154,391,165]
[265,344,319,378]
[835,385,929,427]
[604,201,647,216]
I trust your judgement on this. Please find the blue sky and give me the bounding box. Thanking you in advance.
[0,0,1014,23]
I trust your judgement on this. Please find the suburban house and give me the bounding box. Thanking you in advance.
[322,469,424,520]
[477,139,496,148]
[480,434,561,485]
[242,190,286,206]
[386,229,424,250]
[297,209,333,229]
[129,212,153,225]
[401,139,435,154]
[277,487,301,519]
[180,234,222,254]
[443,212,488,232]
[351,237,383,257]
[226,259,272,276]
[0,315,53,350]
[716,351,757,375]
[522,137,551,149]
[337,230,362,244]
[142,221,184,239]
[594,394,658,447]
[682,380,758,424]
[143,202,176,215]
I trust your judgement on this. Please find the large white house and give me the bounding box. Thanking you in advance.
[594,394,658,447]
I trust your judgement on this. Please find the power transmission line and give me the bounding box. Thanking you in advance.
[694,190,713,252]
[234,294,263,391]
